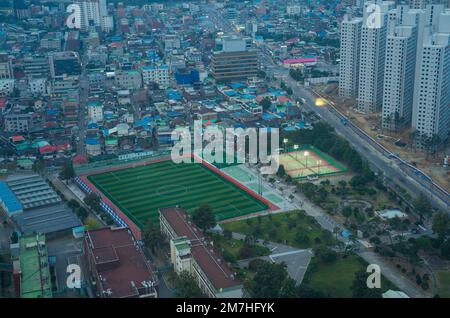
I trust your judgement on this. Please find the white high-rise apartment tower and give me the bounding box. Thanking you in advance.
[411,7,450,147]
[339,16,363,98]
[77,0,113,32]
[381,7,424,131]
[357,1,395,113]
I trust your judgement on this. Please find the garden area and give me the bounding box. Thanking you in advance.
[209,232,271,263]
[302,253,397,298]
[437,271,450,298]
[221,210,336,249]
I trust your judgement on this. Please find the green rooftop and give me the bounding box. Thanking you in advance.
[19,234,53,298]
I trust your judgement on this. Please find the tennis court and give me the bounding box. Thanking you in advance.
[279,145,347,179]
[87,160,271,228]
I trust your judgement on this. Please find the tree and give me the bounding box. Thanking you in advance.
[60,161,75,184]
[432,212,449,239]
[142,220,164,253]
[174,271,203,298]
[314,246,337,264]
[83,193,101,213]
[414,193,432,221]
[75,207,89,221]
[440,239,450,260]
[342,206,353,224]
[68,199,80,210]
[192,204,216,231]
[351,270,382,298]
[252,261,292,298]
[259,96,272,110]
[32,158,46,174]
[276,164,286,178]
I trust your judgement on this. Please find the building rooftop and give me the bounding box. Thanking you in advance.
[19,234,53,298]
[14,203,82,235]
[0,181,23,215]
[85,227,157,298]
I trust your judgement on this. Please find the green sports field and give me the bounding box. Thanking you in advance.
[87,160,269,228]
[279,145,347,179]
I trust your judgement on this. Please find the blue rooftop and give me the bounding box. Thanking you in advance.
[0,181,23,215]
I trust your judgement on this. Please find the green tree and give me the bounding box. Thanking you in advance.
[276,164,286,177]
[342,206,353,224]
[314,246,337,264]
[83,193,101,213]
[68,199,80,210]
[174,271,204,298]
[252,261,292,298]
[142,220,164,253]
[432,212,449,239]
[259,96,272,110]
[351,270,382,298]
[75,207,89,221]
[414,193,433,221]
[60,161,75,184]
[32,159,46,174]
[439,239,450,260]
[192,204,216,231]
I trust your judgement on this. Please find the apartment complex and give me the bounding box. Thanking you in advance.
[159,207,244,298]
[339,2,450,147]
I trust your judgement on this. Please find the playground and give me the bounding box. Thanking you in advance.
[86,159,274,228]
[279,145,347,179]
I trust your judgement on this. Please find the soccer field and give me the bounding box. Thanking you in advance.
[87,160,270,228]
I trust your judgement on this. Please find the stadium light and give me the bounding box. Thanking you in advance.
[304,151,309,168]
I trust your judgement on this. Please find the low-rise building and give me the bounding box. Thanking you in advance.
[84,227,158,298]
[160,207,243,298]
[142,65,171,88]
[4,113,32,133]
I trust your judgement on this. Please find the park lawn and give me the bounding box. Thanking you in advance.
[306,254,365,298]
[211,234,271,261]
[221,210,334,248]
[437,271,450,298]
[305,254,398,298]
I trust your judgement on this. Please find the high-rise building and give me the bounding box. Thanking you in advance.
[211,37,258,82]
[381,6,424,131]
[357,1,395,113]
[411,31,450,145]
[339,16,363,98]
[76,0,113,32]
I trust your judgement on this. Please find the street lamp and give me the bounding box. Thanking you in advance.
[293,144,299,160]
[283,138,288,153]
[304,151,309,169]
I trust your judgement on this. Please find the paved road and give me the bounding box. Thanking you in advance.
[207,3,449,212]
[77,51,89,157]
